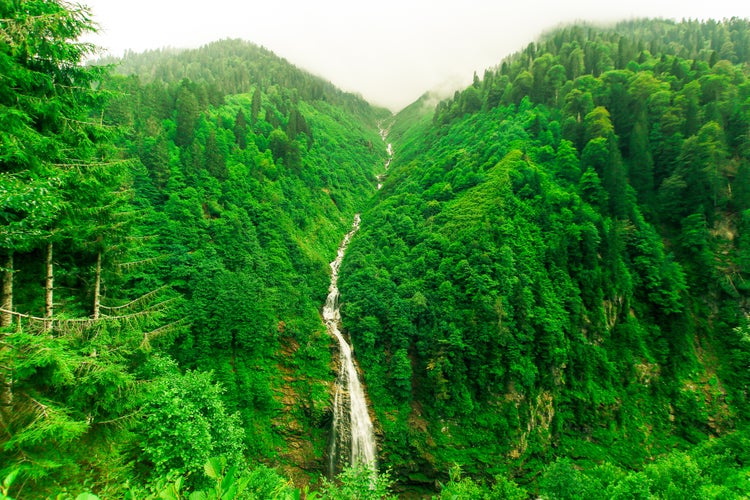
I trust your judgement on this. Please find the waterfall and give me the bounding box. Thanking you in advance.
[377,122,393,190]
[325,214,378,476]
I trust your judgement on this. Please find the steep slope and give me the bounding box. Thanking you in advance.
[339,17,750,493]
[101,39,392,484]
[1,29,390,495]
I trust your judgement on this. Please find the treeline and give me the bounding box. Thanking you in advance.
[99,38,375,117]
[339,17,750,495]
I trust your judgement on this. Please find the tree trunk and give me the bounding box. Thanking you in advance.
[1,252,12,425]
[93,251,101,320]
[45,242,53,331]
[1,253,12,328]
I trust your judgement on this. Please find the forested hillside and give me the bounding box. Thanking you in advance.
[340,17,750,496]
[100,38,391,484]
[1,2,389,496]
[3,2,750,498]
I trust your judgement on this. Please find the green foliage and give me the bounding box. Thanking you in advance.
[340,16,750,492]
[539,458,599,499]
[129,456,293,500]
[437,465,526,500]
[0,319,154,495]
[129,460,395,500]
[0,470,18,500]
[319,465,396,500]
[241,465,296,500]
[536,429,750,499]
[5,3,750,498]
[139,360,246,483]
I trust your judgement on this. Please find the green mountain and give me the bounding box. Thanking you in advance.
[2,2,750,498]
[102,38,392,483]
[1,11,389,495]
[340,17,750,496]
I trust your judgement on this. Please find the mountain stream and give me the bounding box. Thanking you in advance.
[325,214,377,476]
[326,127,393,476]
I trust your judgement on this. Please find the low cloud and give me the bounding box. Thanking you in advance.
[83,0,750,111]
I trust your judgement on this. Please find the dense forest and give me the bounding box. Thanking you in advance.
[1,1,750,498]
[341,16,750,497]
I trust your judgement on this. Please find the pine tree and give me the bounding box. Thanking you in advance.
[0,2,169,491]
[251,87,262,123]
[629,113,655,207]
[234,108,248,149]
[175,81,199,147]
[205,130,227,180]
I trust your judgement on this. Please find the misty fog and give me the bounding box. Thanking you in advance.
[84,0,749,111]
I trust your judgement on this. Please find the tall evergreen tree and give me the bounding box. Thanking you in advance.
[251,87,262,123]
[175,81,199,147]
[0,3,155,492]
[234,108,248,149]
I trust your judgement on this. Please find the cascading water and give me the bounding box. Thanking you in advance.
[326,126,393,476]
[325,214,378,476]
[377,122,393,190]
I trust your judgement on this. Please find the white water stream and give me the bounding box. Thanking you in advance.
[377,123,393,190]
[326,124,394,476]
[325,214,377,475]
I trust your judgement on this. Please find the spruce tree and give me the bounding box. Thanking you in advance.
[0,2,158,492]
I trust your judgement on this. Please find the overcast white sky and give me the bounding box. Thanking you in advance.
[81,0,750,111]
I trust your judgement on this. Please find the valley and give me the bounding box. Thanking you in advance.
[1,3,750,498]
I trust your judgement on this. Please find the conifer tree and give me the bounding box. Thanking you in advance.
[175,81,200,147]
[251,87,262,123]
[234,108,248,149]
[0,2,159,491]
